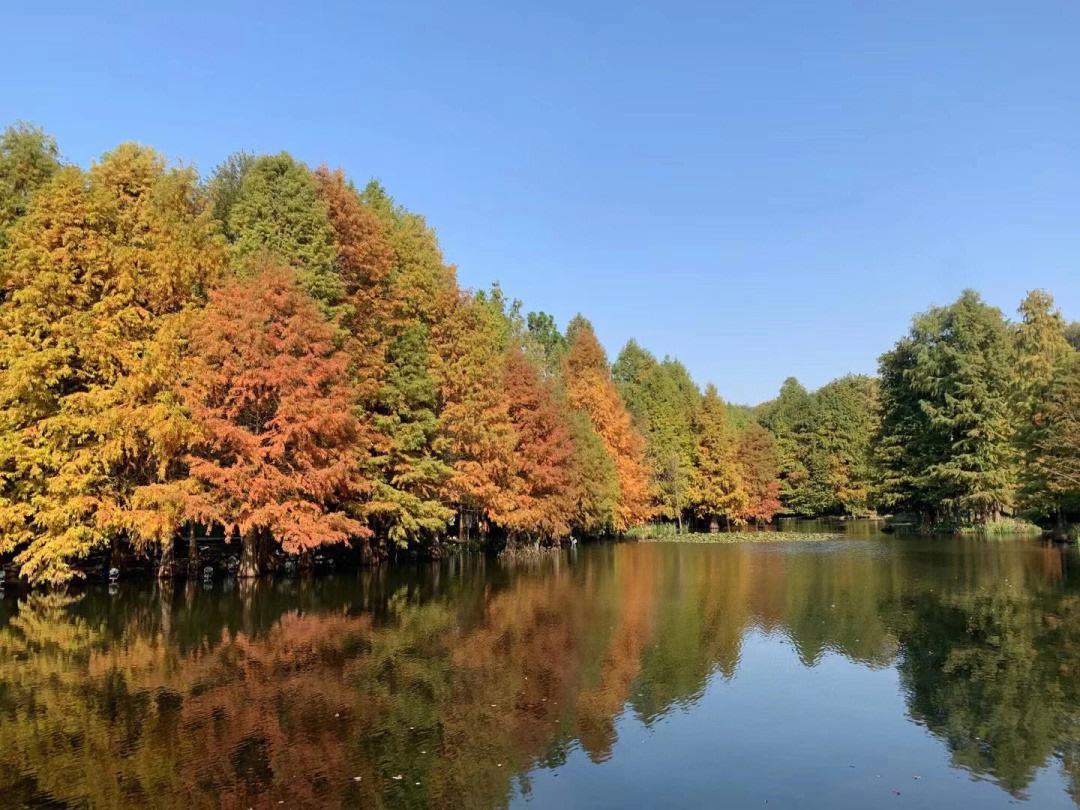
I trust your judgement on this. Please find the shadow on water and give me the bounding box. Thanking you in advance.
[2,529,1080,808]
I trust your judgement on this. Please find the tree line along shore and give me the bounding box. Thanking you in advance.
[0,122,1077,586]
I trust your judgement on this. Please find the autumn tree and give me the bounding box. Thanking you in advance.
[491,300,617,537]
[435,292,517,541]
[498,348,577,542]
[735,423,782,525]
[644,360,699,528]
[563,317,653,531]
[0,145,225,583]
[312,167,400,536]
[138,262,365,577]
[13,119,1080,582]
[360,180,457,326]
[689,385,747,530]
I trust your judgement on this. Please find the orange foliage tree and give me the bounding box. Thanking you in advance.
[563,316,653,531]
[137,261,364,576]
[499,347,577,543]
[735,423,782,525]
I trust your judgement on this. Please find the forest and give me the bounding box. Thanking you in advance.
[1,121,1079,585]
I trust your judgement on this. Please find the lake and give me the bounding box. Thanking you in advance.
[2,524,1080,809]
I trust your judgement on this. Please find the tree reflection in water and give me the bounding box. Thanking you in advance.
[1,538,1079,809]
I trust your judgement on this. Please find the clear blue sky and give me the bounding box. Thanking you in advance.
[3,2,1078,403]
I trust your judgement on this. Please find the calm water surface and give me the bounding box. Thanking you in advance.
[3,525,1080,809]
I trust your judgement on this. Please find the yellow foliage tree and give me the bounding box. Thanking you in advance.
[0,145,226,582]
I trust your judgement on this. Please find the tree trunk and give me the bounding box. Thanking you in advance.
[187,525,198,574]
[299,548,314,571]
[158,538,175,580]
[110,537,123,572]
[238,530,260,579]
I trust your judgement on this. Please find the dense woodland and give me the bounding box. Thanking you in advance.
[1,122,1079,585]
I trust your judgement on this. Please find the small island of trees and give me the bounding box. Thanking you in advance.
[1,122,1078,585]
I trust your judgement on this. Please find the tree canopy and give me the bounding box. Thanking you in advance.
[2,122,1078,583]
[876,291,1018,522]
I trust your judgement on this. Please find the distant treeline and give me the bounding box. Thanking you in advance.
[0,122,1076,584]
[752,287,1080,533]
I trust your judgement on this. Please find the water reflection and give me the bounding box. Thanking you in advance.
[1,538,1079,808]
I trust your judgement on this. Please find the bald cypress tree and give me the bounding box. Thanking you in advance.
[1013,290,1075,521]
[811,375,879,515]
[526,311,567,372]
[735,423,782,525]
[612,339,658,418]
[360,181,456,550]
[435,292,517,541]
[761,377,813,512]
[615,343,698,529]
[689,385,746,530]
[564,317,653,531]
[0,145,226,582]
[499,348,577,542]
[876,290,1017,523]
[566,410,621,535]
[0,122,60,249]
[214,152,341,306]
